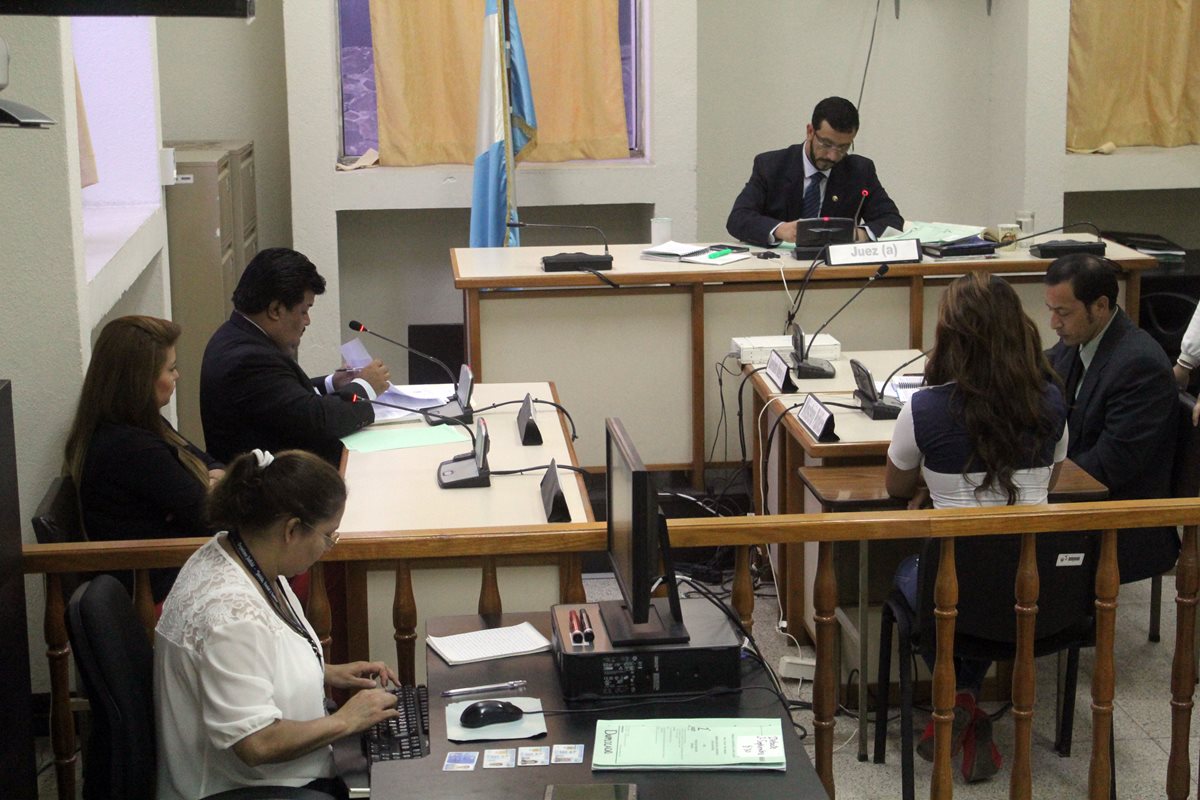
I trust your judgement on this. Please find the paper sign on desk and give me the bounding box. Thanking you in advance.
[591,718,786,771]
[340,424,466,453]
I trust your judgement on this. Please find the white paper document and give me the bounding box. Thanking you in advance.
[426,621,552,665]
[591,718,786,771]
[371,383,454,423]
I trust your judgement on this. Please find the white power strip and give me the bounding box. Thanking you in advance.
[778,653,816,682]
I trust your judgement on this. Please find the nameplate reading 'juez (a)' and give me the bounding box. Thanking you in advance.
[826,238,922,266]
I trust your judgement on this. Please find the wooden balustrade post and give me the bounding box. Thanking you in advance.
[1167,525,1198,799]
[393,560,417,686]
[44,574,76,800]
[1089,529,1119,800]
[559,554,585,604]
[307,562,332,663]
[133,569,156,643]
[732,545,754,629]
[931,537,958,800]
[1010,533,1039,800]
[813,540,837,798]
[479,556,502,616]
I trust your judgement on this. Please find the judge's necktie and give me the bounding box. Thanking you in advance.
[801,172,825,219]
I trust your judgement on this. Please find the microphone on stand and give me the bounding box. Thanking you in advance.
[878,349,930,401]
[347,320,458,386]
[791,264,890,379]
[852,189,869,226]
[507,220,614,272]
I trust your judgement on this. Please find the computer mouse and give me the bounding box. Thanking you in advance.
[459,699,524,728]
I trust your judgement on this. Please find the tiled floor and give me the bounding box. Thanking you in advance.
[37,574,1199,799]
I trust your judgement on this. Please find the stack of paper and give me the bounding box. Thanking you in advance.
[426,622,552,665]
[880,221,985,245]
[641,242,752,265]
[591,718,787,771]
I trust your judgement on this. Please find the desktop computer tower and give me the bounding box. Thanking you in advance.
[550,598,742,700]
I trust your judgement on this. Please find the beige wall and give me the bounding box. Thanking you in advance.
[156,4,292,251]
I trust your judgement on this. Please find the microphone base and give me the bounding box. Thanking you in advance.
[424,399,473,426]
[542,253,614,272]
[790,355,836,379]
[857,395,903,420]
[436,456,490,489]
[1030,240,1106,259]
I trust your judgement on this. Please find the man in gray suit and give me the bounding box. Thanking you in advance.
[1044,253,1178,583]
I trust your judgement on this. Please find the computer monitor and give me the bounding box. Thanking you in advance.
[600,418,689,646]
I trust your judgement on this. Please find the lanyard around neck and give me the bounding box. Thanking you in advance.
[228,530,324,670]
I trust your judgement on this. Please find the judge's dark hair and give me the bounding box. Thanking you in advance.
[812,96,859,134]
[925,273,1063,504]
[1043,253,1119,308]
[209,450,346,532]
[232,247,327,314]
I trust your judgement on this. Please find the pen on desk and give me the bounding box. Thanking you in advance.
[568,609,584,645]
[441,680,527,698]
[707,248,733,259]
[579,608,595,643]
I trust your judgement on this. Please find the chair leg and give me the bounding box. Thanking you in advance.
[1150,574,1162,643]
[874,603,895,764]
[1109,724,1117,800]
[1055,646,1080,757]
[896,618,915,800]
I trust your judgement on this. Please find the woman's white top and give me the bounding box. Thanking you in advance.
[154,534,332,800]
[888,382,1069,508]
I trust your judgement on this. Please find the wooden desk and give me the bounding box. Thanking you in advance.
[797,460,1108,762]
[452,240,1154,476]
[338,382,595,682]
[365,610,830,799]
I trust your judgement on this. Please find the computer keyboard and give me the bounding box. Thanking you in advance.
[362,684,429,763]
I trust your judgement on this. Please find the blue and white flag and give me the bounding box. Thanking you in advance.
[469,0,537,248]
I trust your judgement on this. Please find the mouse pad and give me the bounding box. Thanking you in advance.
[445,696,548,742]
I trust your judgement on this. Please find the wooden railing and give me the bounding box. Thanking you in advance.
[24,498,1200,800]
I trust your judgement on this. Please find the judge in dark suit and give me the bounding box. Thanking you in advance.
[1044,253,1179,583]
[726,96,903,247]
[201,248,391,466]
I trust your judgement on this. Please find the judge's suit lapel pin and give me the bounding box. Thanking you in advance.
[831,195,839,203]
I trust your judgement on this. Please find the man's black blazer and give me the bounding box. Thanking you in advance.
[1046,307,1179,583]
[726,144,903,247]
[200,313,374,465]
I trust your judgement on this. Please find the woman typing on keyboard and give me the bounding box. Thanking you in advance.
[155,449,401,800]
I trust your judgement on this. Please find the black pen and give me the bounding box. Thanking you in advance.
[579,608,595,643]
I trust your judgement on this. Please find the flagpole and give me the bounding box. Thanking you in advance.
[498,0,517,247]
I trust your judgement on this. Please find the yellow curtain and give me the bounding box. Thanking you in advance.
[370,0,628,166]
[1067,0,1200,149]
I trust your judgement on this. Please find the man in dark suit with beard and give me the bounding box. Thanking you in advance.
[200,247,390,465]
[1044,253,1179,583]
[726,96,903,247]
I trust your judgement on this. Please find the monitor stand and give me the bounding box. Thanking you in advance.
[597,597,690,647]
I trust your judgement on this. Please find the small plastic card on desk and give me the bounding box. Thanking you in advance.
[518,746,550,766]
[445,696,547,742]
[483,748,517,768]
[442,751,479,771]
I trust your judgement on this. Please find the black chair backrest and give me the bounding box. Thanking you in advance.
[66,575,156,800]
[1173,390,1200,499]
[914,530,1099,659]
[31,475,87,602]
[1140,291,1198,362]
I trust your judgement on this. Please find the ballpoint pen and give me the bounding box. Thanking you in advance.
[441,680,528,697]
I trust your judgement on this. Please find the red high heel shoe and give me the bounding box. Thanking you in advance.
[916,691,976,762]
[960,706,1002,782]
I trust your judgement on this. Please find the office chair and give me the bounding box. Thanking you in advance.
[872,531,1100,800]
[1139,291,1197,364]
[66,575,335,800]
[1148,390,1200,642]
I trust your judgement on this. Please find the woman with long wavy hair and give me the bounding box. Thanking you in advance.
[64,315,223,601]
[886,272,1068,783]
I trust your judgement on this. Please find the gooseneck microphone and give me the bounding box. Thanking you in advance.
[851,189,869,225]
[347,320,458,386]
[792,264,890,379]
[1010,221,1106,258]
[878,349,930,401]
[507,220,614,273]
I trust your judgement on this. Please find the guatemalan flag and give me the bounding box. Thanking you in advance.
[469,0,537,248]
